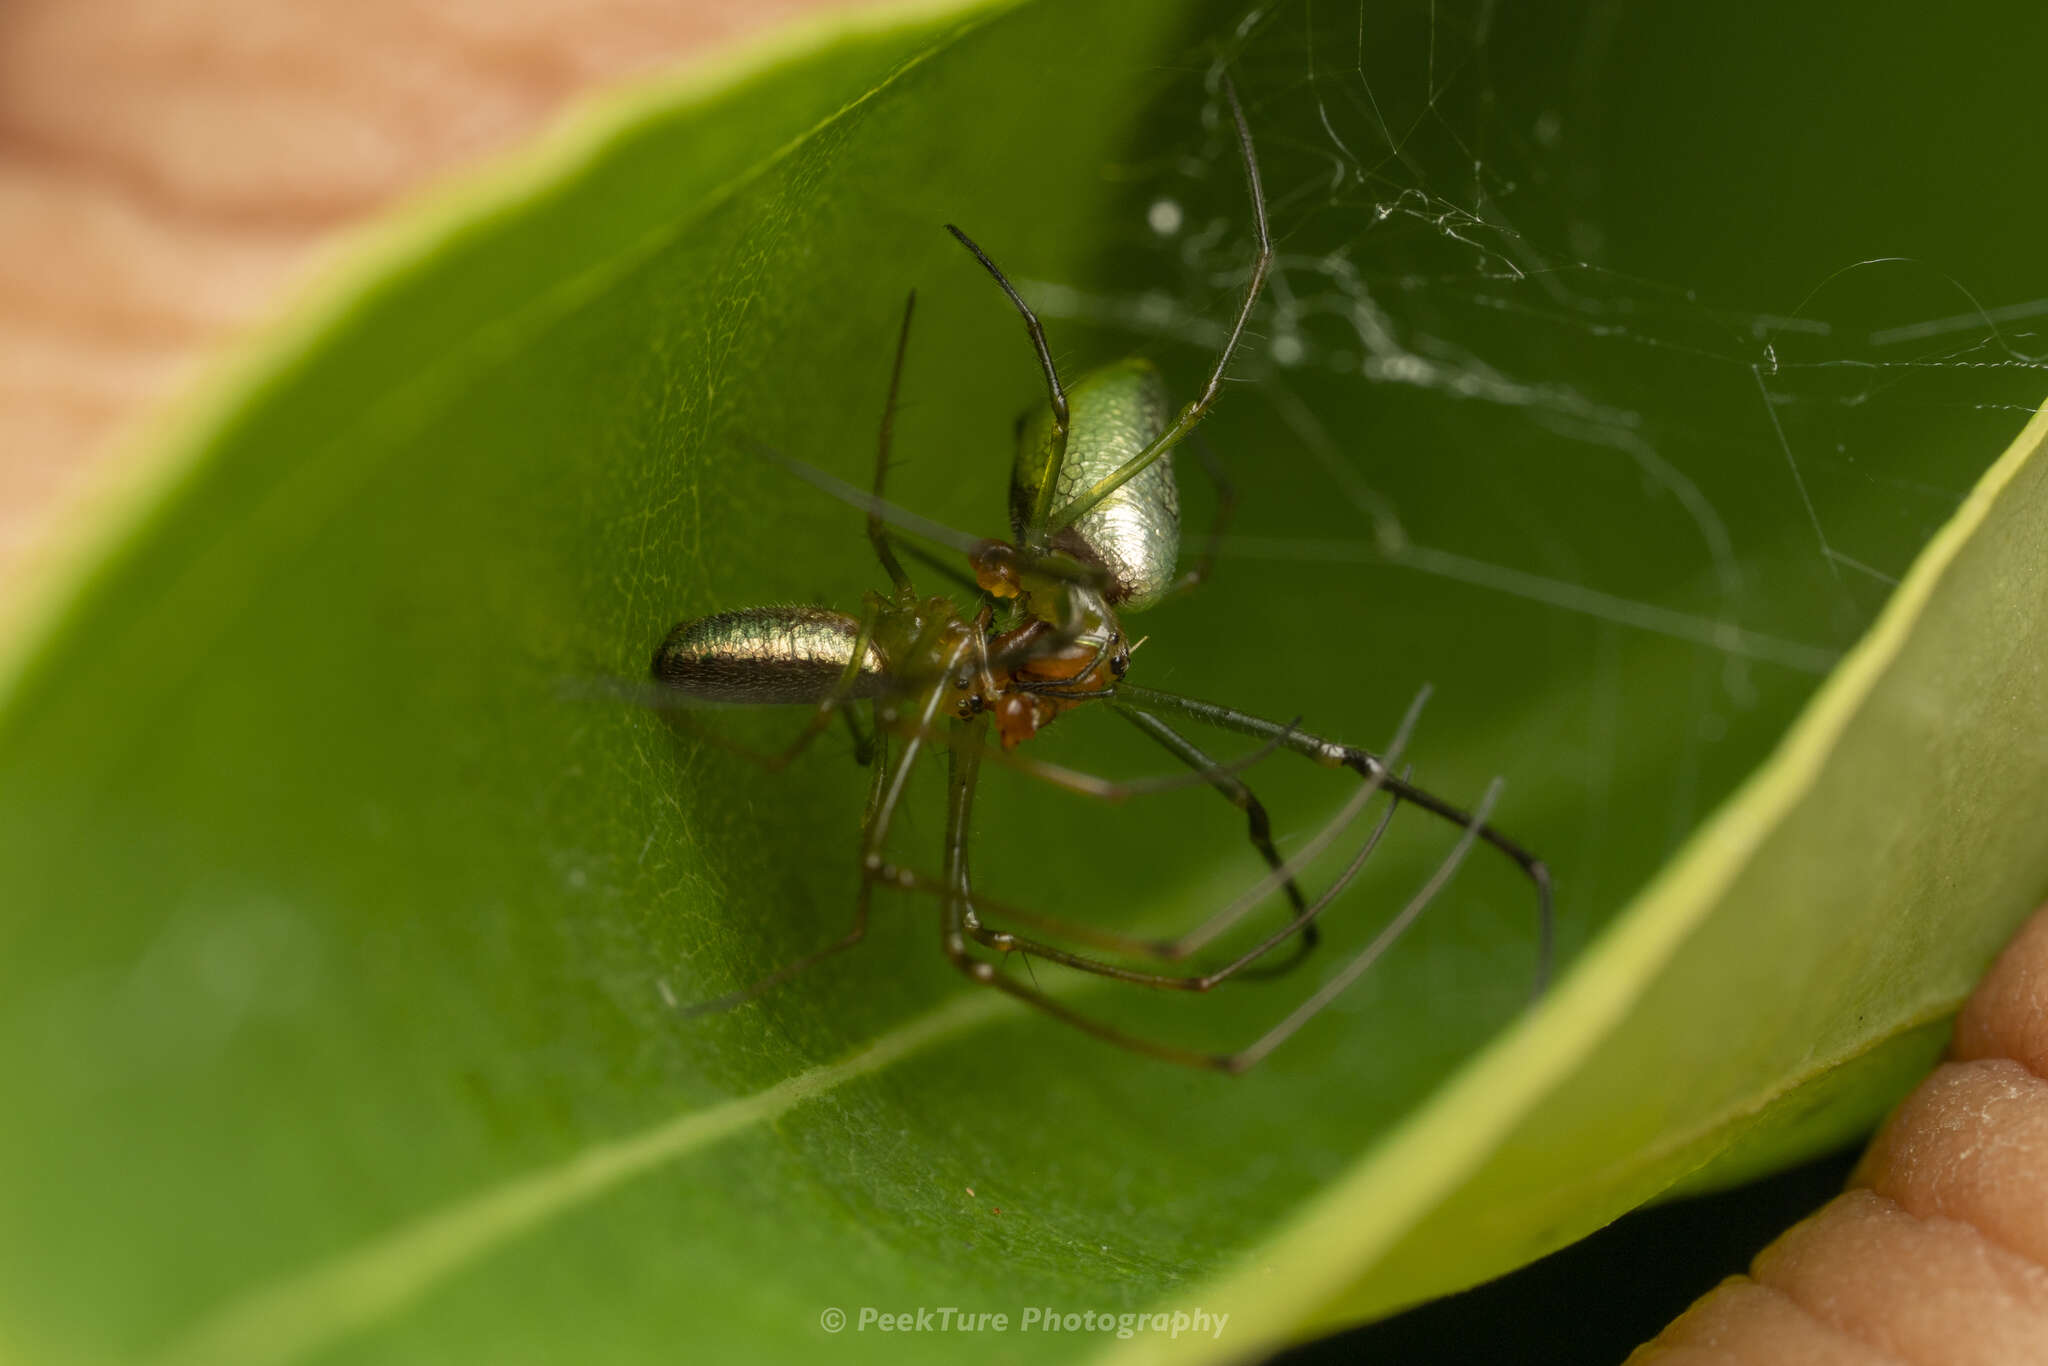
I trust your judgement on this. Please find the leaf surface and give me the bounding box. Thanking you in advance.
[3,2,2045,1364]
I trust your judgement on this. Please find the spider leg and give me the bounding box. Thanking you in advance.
[1116,682,1555,994]
[1214,782,1500,1072]
[937,713,1229,1070]
[859,771,1393,987]
[676,726,894,1017]
[742,436,1113,603]
[1108,687,1427,962]
[873,705,1332,957]
[897,691,1421,979]
[895,539,982,595]
[876,866,1171,959]
[874,707,1295,805]
[956,794,1398,991]
[839,704,875,768]
[677,654,959,1016]
[757,288,943,598]
[1109,701,1314,974]
[843,702,1341,970]
[1046,76,1273,533]
[867,291,917,595]
[933,718,1499,1072]
[943,224,1070,532]
[777,608,899,772]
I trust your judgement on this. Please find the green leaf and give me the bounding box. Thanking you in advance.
[1118,402,2048,1358]
[4,2,2045,1364]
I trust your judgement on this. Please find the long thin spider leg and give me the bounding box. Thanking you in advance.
[868,290,918,594]
[1110,701,1315,967]
[854,711,1309,965]
[896,539,981,595]
[676,728,894,1017]
[839,703,875,768]
[741,435,1114,599]
[942,696,1409,983]
[936,713,1229,1070]
[863,698,1417,972]
[678,653,961,1016]
[1216,781,1502,1073]
[742,435,991,557]
[874,707,1297,805]
[1015,683,1120,703]
[868,767,1382,978]
[1117,681,1554,993]
[877,865,1171,959]
[1126,686,1426,962]
[955,796,1399,989]
[943,223,1070,532]
[933,725,1480,1072]
[1048,75,1274,532]
[752,599,885,773]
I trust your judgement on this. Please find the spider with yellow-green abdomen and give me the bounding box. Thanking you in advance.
[648,76,1552,1071]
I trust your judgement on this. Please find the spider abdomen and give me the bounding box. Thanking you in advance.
[652,605,889,704]
[1012,358,1179,610]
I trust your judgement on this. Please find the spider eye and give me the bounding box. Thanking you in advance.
[1110,652,1130,677]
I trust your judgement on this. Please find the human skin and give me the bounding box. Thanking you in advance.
[0,0,846,588]
[1628,907,2048,1363]
[2,5,2040,1360]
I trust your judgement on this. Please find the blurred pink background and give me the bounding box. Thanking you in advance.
[0,0,853,592]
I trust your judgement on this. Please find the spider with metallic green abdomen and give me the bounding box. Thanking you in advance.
[649,76,1552,1071]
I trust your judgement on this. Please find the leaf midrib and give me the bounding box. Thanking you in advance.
[149,990,1012,1366]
